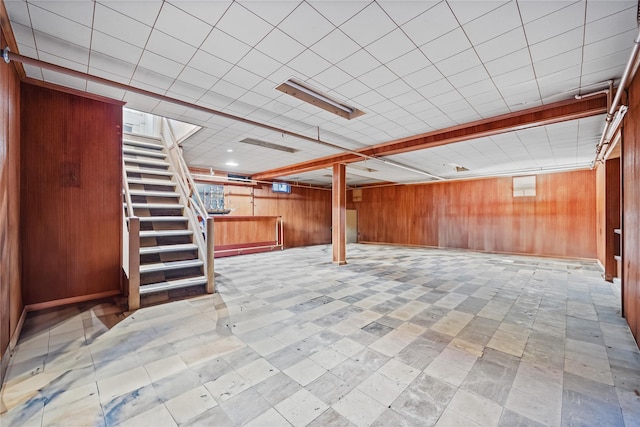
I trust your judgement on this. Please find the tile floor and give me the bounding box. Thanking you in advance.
[1,244,640,426]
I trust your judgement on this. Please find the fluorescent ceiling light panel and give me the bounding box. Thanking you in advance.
[239,137,298,153]
[276,79,365,120]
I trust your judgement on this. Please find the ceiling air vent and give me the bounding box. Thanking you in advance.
[239,137,297,153]
[276,79,365,120]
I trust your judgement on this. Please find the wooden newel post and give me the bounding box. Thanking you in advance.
[206,216,215,293]
[128,217,140,310]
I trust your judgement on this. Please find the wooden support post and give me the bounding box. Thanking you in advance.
[128,217,140,310]
[332,163,347,265]
[206,217,215,293]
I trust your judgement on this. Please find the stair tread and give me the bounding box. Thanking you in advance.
[139,229,193,237]
[124,157,170,167]
[126,167,174,177]
[127,178,176,186]
[123,146,166,159]
[129,189,180,197]
[140,243,199,254]
[123,138,163,151]
[140,259,203,273]
[131,202,184,209]
[138,216,188,222]
[139,276,208,294]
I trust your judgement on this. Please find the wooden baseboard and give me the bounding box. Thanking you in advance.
[25,290,121,312]
[1,307,27,393]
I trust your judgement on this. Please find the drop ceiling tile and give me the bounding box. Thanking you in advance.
[38,50,87,72]
[404,100,436,116]
[586,1,635,23]
[310,29,360,64]
[448,0,509,24]
[220,67,263,90]
[287,49,332,78]
[201,29,252,64]
[365,29,416,64]
[534,49,582,78]
[420,28,471,64]
[463,1,521,45]
[167,80,208,100]
[189,49,234,78]
[485,48,532,77]
[403,65,445,89]
[474,27,528,63]
[94,3,152,48]
[334,79,370,100]
[583,30,635,63]
[279,2,334,47]
[358,65,399,89]
[585,7,638,45]
[376,78,412,99]
[378,0,438,25]
[582,50,629,75]
[89,53,137,82]
[237,0,299,25]
[524,2,585,45]
[91,31,142,64]
[11,22,36,49]
[42,68,86,90]
[210,79,248,100]
[86,80,126,100]
[428,90,464,107]
[216,3,273,46]
[145,30,197,64]
[307,1,369,27]
[99,0,163,26]
[402,1,459,46]
[31,1,95,27]
[154,2,213,47]
[139,50,184,79]
[4,0,31,26]
[35,32,89,65]
[256,29,306,64]
[529,27,583,63]
[337,48,381,77]
[417,78,455,98]
[235,50,281,79]
[391,91,425,108]
[448,65,490,88]
[15,45,37,59]
[131,67,175,91]
[493,64,536,88]
[369,99,399,114]
[311,66,353,90]
[435,48,481,77]
[457,79,498,99]
[170,0,231,25]
[177,66,219,90]
[386,49,431,78]
[339,2,396,47]
[29,5,92,48]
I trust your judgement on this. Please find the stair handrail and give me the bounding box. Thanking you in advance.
[161,119,209,229]
[122,157,134,218]
[159,118,214,293]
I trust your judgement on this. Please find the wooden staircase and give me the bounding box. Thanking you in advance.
[123,134,208,306]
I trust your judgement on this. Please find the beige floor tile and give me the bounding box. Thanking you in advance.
[118,403,177,427]
[283,358,326,386]
[357,371,407,406]
[245,408,292,427]
[97,366,151,404]
[236,358,279,386]
[275,389,328,427]
[165,385,217,424]
[447,389,503,426]
[144,354,189,383]
[333,388,387,426]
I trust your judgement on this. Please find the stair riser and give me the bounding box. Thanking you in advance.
[140,266,203,285]
[140,251,199,264]
[140,284,206,306]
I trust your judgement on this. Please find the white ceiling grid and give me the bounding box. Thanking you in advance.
[4,0,637,185]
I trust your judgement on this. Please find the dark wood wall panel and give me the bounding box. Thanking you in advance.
[21,83,122,305]
[351,170,597,259]
[623,73,640,343]
[596,158,621,281]
[0,25,22,378]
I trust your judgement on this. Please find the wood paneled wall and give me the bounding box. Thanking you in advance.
[596,158,621,280]
[215,183,331,248]
[20,83,122,305]
[350,170,597,259]
[623,72,640,344]
[0,24,22,384]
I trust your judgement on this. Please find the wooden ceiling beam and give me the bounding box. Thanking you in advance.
[252,94,608,180]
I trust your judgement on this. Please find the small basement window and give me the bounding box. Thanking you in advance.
[513,175,536,197]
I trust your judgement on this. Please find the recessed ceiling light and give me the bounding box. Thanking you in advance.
[227,149,233,152]
[225,161,238,167]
